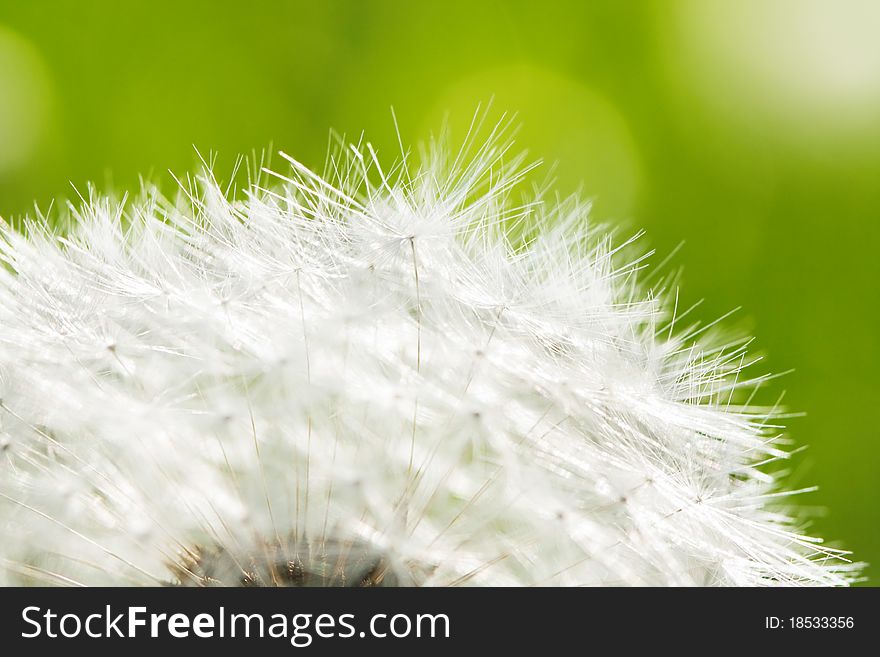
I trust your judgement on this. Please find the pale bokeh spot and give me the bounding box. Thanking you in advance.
[662,0,880,146]
[0,27,51,175]
[425,65,641,219]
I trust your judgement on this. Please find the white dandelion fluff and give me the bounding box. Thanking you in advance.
[0,118,856,587]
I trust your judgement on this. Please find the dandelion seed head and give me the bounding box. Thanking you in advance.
[0,118,857,587]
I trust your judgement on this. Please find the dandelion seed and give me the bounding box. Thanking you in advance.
[0,119,857,586]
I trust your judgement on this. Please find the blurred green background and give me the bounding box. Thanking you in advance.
[1,0,877,584]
